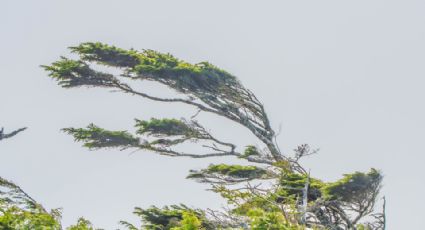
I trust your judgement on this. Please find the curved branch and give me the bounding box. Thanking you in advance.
[115,83,279,158]
[0,127,27,141]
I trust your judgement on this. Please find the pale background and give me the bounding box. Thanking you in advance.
[1,0,424,229]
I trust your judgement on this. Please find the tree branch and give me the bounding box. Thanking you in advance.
[0,127,27,141]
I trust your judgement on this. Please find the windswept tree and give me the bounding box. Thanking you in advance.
[40,42,386,229]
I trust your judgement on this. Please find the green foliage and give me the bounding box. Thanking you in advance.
[63,124,139,149]
[277,173,325,202]
[0,206,61,230]
[0,175,62,230]
[214,184,296,217]
[247,208,302,230]
[240,145,259,158]
[66,217,95,230]
[211,185,251,207]
[70,42,140,68]
[135,118,196,137]
[356,224,373,230]
[135,206,181,229]
[322,169,382,202]
[122,205,213,230]
[134,50,199,75]
[187,164,269,182]
[41,57,117,88]
[46,42,238,95]
[205,164,266,178]
[234,197,281,217]
[170,211,205,230]
[133,50,237,94]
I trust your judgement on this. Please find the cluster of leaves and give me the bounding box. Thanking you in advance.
[322,169,382,203]
[120,205,214,230]
[277,173,325,202]
[44,42,237,96]
[0,207,99,230]
[135,51,237,95]
[42,58,118,88]
[171,211,204,230]
[240,145,260,159]
[135,118,200,138]
[70,42,140,68]
[247,209,304,230]
[63,124,139,149]
[277,169,383,204]
[187,164,271,184]
[64,119,206,149]
[67,218,96,230]
[69,42,237,95]
[208,169,384,229]
[194,164,267,179]
[0,206,61,230]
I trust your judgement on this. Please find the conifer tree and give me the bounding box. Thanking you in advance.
[1,42,386,229]
[41,42,386,229]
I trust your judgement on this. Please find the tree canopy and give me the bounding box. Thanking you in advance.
[0,42,386,229]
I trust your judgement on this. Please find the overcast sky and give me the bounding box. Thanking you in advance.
[1,0,424,229]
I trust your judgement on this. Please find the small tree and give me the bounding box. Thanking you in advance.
[41,42,386,229]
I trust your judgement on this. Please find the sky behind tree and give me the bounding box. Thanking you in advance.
[1,0,424,229]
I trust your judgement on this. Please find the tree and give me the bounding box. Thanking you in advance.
[40,42,387,229]
[1,41,386,229]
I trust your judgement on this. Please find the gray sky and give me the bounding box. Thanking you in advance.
[1,0,424,229]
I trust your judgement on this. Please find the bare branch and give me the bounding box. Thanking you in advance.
[0,127,27,141]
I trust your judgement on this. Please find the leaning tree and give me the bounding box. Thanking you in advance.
[41,42,385,230]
